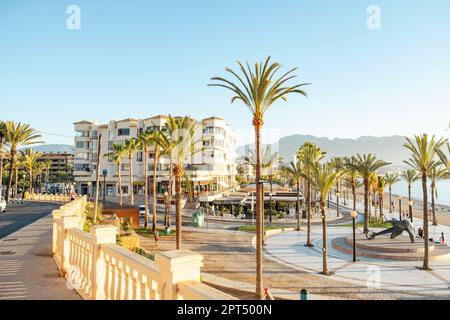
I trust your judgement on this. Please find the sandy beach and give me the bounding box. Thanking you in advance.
[342,188,450,226]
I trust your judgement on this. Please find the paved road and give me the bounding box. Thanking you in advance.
[0,201,81,300]
[0,202,60,239]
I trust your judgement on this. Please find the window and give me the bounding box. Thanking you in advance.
[74,164,90,172]
[108,141,113,151]
[75,141,89,149]
[136,152,143,162]
[109,129,115,139]
[92,130,98,139]
[75,153,89,161]
[121,163,130,171]
[118,128,130,136]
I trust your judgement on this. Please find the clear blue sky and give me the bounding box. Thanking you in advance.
[1,0,449,146]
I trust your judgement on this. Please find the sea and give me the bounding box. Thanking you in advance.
[390,180,450,206]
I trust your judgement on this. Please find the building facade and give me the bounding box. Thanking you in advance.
[73,116,238,202]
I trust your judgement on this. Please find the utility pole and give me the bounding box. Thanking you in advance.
[93,134,102,223]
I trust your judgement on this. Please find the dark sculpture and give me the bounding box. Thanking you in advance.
[365,219,416,243]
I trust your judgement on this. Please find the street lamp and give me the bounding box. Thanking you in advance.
[164,191,170,231]
[87,182,92,202]
[397,195,402,221]
[351,210,358,262]
[408,200,414,223]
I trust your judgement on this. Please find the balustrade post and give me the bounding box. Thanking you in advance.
[91,225,118,300]
[155,250,204,300]
[59,215,83,275]
[51,209,65,255]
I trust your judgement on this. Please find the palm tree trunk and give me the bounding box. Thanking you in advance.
[129,155,134,206]
[431,183,437,226]
[167,160,173,229]
[254,121,263,300]
[363,179,369,233]
[307,179,312,232]
[6,151,15,202]
[14,168,18,199]
[336,181,340,217]
[174,166,182,250]
[0,146,3,197]
[351,180,356,212]
[408,184,413,222]
[422,173,430,270]
[118,161,123,206]
[152,147,159,232]
[296,179,301,231]
[389,186,393,213]
[306,180,312,246]
[379,193,383,221]
[269,175,273,223]
[29,168,33,194]
[321,201,329,275]
[144,146,149,228]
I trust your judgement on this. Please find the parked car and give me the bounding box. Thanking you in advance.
[0,197,6,213]
[139,205,146,217]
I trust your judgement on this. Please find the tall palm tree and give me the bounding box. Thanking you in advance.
[124,138,139,206]
[400,169,420,221]
[0,121,6,197]
[2,121,42,202]
[428,161,449,226]
[104,143,126,206]
[329,157,347,217]
[155,128,177,229]
[21,148,43,194]
[376,175,387,221]
[209,57,309,299]
[384,172,400,213]
[347,154,390,233]
[138,129,164,232]
[313,162,341,275]
[404,134,445,270]
[284,160,304,231]
[297,142,326,246]
[344,156,361,212]
[166,115,197,250]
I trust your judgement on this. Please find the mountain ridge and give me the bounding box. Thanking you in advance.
[237,134,409,165]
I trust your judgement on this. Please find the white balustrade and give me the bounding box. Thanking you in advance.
[51,196,234,300]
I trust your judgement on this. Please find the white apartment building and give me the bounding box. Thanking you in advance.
[73,115,238,203]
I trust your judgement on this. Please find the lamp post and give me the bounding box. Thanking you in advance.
[336,191,340,218]
[408,200,414,223]
[102,169,107,208]
[164,191,169,230]
[398,196,402,221]
[87,182,92,202]
[351,210,358,262]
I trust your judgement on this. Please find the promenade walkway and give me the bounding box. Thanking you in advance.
[265,198,450,299]
[0,211,80,300]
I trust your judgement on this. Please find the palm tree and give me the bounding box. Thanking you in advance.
[344,156,361,212]
[297,142,326,246]
[329,157,347,217]
[400,169,420,221]
[0,121,6,197]
[284,160,304,231]
[104,143,126,206]
[428,161,449,226]
[165,115,197,250]
[124,138,139,206]
[404,134,445,270]
[2,121,42,202]
[138,129,164,232]
[347,154,390,233]
[313,162,341,275]
[384,172,400,213]
[376,175,387,221]
[21,148,43,194]
[209,57,309,299]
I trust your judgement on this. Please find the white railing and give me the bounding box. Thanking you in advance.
[28,193,71,203]
[51,196,235,300]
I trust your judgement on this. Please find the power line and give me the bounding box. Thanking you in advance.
[38,131,74,139]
